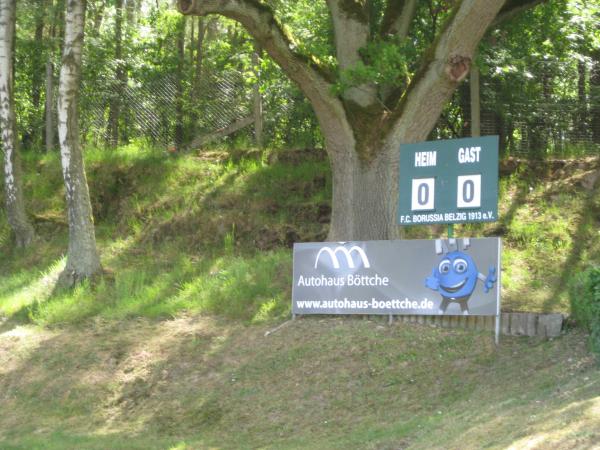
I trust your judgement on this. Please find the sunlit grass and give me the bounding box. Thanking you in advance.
[0,257,65,318]
[19,249,292,326]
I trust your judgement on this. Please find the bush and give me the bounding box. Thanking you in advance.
[569,266,600,355]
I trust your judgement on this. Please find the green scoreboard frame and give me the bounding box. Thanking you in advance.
[398,136,499,226]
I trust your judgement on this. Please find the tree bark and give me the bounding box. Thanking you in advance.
[0,0,36,247]
[381,0,417,38]
[326,0,377,107]
[57,0,102,286]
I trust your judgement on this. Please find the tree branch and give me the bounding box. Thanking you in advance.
[178,0,334,90]
[178,0,354,155]
[326,0,377,106]
[387,0,507,145]
[380,0,417,39]
[492,0,547,27]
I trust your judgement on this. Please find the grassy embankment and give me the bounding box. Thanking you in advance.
[1,145,598,324]
[0,145,599,448]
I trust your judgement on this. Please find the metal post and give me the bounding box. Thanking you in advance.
[447,224,454,238]
[495,314,500,346]
[495,238,502,346]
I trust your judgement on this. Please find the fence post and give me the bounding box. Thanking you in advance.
[470,58,481,138]
[252,49,264,149]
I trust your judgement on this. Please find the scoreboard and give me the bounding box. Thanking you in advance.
[398,136,499,225]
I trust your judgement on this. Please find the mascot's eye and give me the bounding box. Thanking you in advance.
[439,260,451,274]
[453,258,468,274]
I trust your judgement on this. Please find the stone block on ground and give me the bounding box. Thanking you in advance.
[537,314,563,338]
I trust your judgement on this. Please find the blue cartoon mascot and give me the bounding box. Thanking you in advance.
[425,240,496,315]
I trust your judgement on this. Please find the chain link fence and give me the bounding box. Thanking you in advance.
[80,59,600,158]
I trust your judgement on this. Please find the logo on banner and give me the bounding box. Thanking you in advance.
[314,246,371,269]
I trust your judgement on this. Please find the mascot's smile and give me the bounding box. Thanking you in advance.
[442,279,467,293]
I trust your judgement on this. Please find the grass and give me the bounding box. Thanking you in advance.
[0,316,598,449]
[0,145,599,448]
[1,144,326,325]
[1,146,597,324]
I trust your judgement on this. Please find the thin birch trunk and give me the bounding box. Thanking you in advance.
[45,59,55,151]
[0,0,35,247]
[57,0,102,287]
[107,0,123,147]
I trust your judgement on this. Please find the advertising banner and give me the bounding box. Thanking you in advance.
[292,238,501,316]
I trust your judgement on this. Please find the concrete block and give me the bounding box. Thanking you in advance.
[538,314,563,337]
[510,313,538,336]
[475,316,487,331]
[466,315,478,330]
[483,316,495,331]
[450,316,460,328]
[525,313,538,336]
[501,313,511,335]
[510,313,527,336]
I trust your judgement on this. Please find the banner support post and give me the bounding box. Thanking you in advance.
[495,238,502,346]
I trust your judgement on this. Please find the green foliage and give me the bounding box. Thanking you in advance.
[569,266,600,355]
[334,38,414,95]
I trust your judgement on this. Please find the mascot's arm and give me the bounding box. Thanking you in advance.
[425,269,440,291]
[479,267,497,293]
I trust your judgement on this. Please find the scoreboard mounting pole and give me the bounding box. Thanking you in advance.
[398,135,500,345]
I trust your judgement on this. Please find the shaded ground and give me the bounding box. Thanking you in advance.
[0,315,598,449]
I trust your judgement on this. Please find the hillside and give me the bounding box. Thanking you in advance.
[0,146,599,449]
[1,147,598,323]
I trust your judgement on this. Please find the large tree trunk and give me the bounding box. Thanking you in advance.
[0,0,36,247]
[328,143,399,241]
[178,0,510,241]
[57,0,102,287]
